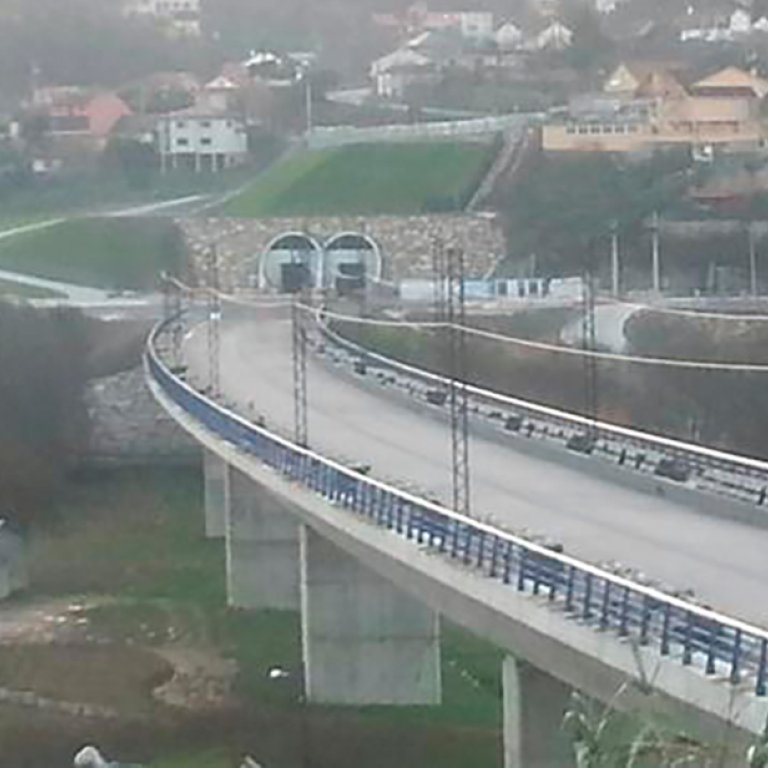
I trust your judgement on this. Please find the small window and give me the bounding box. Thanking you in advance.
[176,120,186,129]
[201,137,212,146]
[200,120,211,128]
[566,126,575,134]
[176,137,189,146]
[589,124,600,134]
[614,125,626,134]
[603,125,613,134]
[578,125,589,134]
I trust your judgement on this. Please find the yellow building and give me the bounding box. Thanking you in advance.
[542,65,765,153]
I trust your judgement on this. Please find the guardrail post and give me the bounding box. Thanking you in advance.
[757,639,767,696]
[565,566,575,612]
[683,612,693,666]
[730,629,741,684]
[706,624,718,675]
[600,582,611,630]
[619,587,630,637]
[489,537,500,578]
[583,574,593,620]
[661,604,672,656]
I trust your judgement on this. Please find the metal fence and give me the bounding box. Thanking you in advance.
[146,318,768,698]
[306,115,537,149]
[318,316,768,501]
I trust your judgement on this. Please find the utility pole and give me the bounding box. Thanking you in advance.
[651,211,661,294]
[582,271,598,439]
[610,220,620,298]
[446,246,470,518]
[206,246,221,397]
[292,292,309,447]
[749,222,758,297]
[431,236,447,322]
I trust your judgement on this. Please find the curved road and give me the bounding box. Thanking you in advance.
[184,310,768,627]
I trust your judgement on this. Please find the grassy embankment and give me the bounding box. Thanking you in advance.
[0,217,188,290]
[0,468,504,767]
[221,141,496,217]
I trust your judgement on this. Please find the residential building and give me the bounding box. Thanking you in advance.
[530,20,574,51]
[197,76,240,113]
[123,0,202,37]
[542,65,765,152]
[370,48,436,99]
[404,3,494,41]
[157,110,248,172]
[23,87,132,168]
[495,21,525,52]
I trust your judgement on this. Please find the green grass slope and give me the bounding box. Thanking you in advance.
[0,217,188,290]
[221,141,496,217]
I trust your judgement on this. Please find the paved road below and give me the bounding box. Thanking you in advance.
[184,311,768,627]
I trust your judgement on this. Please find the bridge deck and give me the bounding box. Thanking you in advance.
[183,314,768,628]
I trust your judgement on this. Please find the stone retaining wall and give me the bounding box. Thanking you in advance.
[178,214,506,289]
[86,368,198,466]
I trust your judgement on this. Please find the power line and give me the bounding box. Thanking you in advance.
[312,307,768,372]
[446,246,470,518]
[206,247,221,397]
[292,294,309,448]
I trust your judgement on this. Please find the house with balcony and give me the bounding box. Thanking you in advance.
[542,64,766,153]
[156,109,248,172]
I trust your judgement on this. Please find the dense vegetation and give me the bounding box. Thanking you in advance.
[0,301,89,529]
[0,217,189,290]
[495,151,690,279]
[222,141,496,217]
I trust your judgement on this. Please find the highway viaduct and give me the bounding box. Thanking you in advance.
[147,301,768,767]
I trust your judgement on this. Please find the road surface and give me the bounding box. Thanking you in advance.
[184,310,768,627]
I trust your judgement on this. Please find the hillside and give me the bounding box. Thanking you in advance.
[220,141,497,217]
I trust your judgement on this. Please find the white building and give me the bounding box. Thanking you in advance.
[370,48,435,99]
[124,0,202,37]
[532,20,574,51]
[495,21,524,51]
[157,111,248,173]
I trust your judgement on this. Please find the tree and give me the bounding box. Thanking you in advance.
[0,302,90,530]
[498,151,690,276]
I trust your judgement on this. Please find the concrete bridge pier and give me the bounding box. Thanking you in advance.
[203,449,229,538]
[300,526,442,705]
[226,467,300,610]
[503,656,575,768]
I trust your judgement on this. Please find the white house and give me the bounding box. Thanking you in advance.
[157,110,248,173]
[730,8,753,34]
[495,21,524,51]
[123,0,202,37]
[370,48,435,99]
[197,76,240,113]
[532,20,574,50]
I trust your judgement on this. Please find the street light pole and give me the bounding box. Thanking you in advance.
[610,220,620,298]
[651,211,661,294]
[749,222,758,297]
[304,71,313,137]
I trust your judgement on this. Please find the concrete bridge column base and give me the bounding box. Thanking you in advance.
[203,449,229,539]
[503,656,575,768]
[300,526,441,706]
[226,467,300,610]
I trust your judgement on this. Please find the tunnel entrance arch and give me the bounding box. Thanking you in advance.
[260,232,323,293]
[323,232,382,294]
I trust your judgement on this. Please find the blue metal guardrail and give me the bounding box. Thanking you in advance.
[315,313,768,498]
[147,319,768,698]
